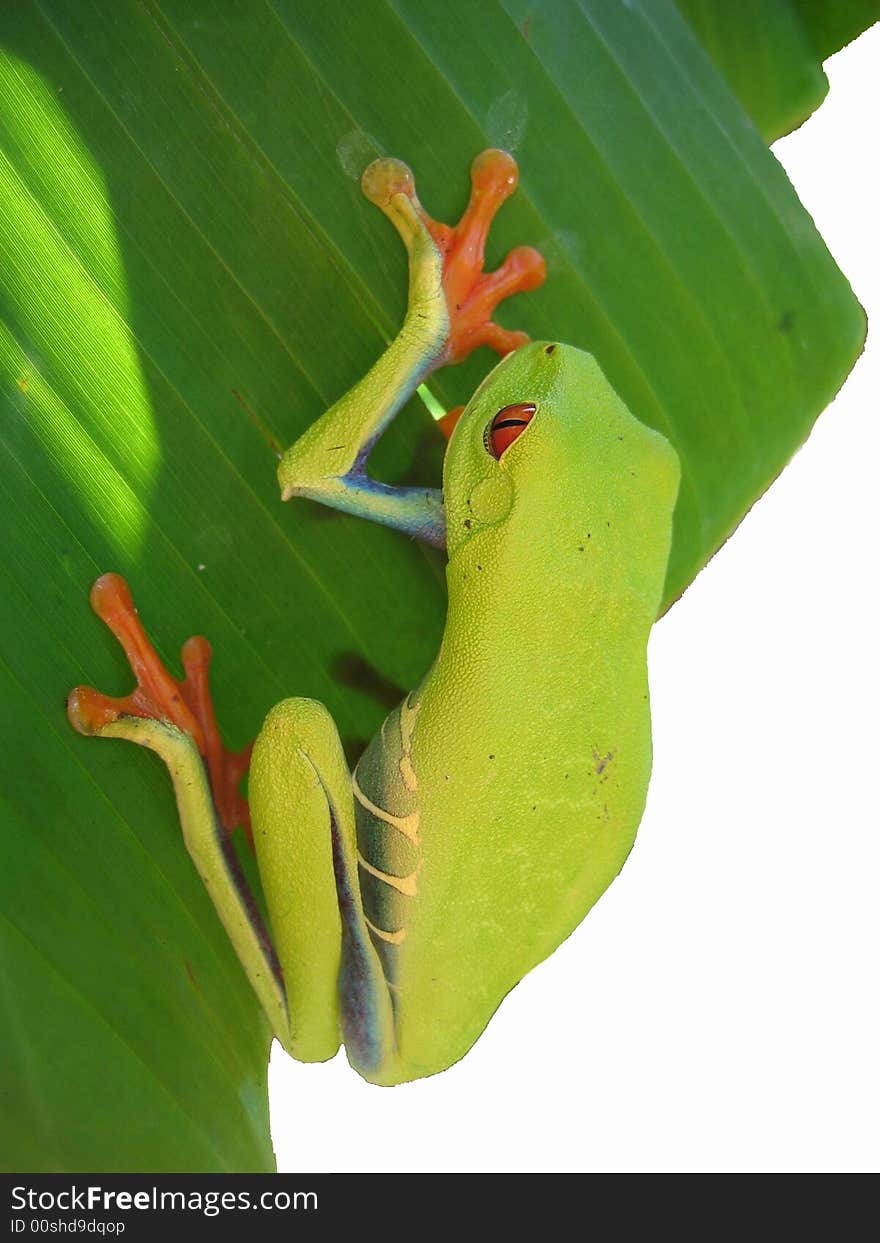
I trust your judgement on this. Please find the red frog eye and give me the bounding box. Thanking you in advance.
[486,403,536,459]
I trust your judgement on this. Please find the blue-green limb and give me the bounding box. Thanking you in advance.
[77,715,291,1048]
[277,159,449,547]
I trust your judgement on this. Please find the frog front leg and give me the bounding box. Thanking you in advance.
[278,149,546,545]
[68,575,394,1074]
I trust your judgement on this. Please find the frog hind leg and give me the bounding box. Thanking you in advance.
[249,698,394,1073]
[277,150,546,544]
[69,575,394,1071]
[67,573,290,1047]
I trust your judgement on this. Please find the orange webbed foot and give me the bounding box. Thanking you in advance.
[424,149,546,366]
[68,574,253,844]
[363,148,546,370]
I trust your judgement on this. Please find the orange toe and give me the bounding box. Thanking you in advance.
[70,574,253,844]
[417,150,547,368]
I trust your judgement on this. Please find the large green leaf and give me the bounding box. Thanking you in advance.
[675,0,829,141]
[676,0,880,142]
[0,0,865,1170]
[794,0,880,59]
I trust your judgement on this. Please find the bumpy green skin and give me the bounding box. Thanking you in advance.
[338,343,679,1081]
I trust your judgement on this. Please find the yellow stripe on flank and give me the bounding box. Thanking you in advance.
[399,752,418,793]
[357,853,421,897]
[398,696,420,792]
[352,772,420,844]
[365,916,407,945]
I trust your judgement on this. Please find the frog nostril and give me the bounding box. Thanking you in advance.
[544,344,557,355]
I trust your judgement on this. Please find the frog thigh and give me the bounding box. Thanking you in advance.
[249,698,393,1072]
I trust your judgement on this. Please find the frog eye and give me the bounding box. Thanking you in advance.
[485,403,536,459]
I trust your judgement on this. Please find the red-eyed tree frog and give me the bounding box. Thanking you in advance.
[68,151,680,1084]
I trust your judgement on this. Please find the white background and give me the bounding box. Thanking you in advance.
[270,27,879,1174]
